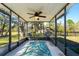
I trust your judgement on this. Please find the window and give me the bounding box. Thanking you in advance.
[66,3,79,54]
[0,12,9,46]
[57,14,65,52]
[49,18,55,43]
[0,4,10,55]
[19,18,26,40]
[11,12,19,48]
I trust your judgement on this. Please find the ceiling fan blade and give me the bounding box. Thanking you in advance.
[27,13,34,15]
[29,16,35,18]
[39,15,46,18]
[38,11,42,14]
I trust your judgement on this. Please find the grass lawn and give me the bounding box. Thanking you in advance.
[0,32,19,47]
[67,36,79,43]
[57,36,79,54]
[58,36,79,43]
[0,36,18,47]
[67,36,79,54]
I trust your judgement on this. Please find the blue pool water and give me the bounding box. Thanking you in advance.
[21,41,51,56]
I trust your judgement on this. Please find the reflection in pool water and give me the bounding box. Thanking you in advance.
[21,41,51,56]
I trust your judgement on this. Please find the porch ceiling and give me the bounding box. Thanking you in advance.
[4,3,68,21]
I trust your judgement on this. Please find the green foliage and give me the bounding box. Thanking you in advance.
[66,19,75,32]
[0,16,3,20]
[67,19,74,25]
[57,22,64,32]
[49,21,55,30]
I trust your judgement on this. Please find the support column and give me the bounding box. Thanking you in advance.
[64,7,67,55]
[8,10,12,51]
[17,16,20,46]
[55,16,57,46]
[43,22,44,35]
[26,22,28,38]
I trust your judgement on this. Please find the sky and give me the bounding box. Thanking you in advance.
[57,3,79,24]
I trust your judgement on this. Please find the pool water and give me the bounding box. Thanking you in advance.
[21,41,51,56]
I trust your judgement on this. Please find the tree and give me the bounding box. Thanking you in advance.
[0,15,3,36]
[49,20,55,31]
[0,14,7,36]
[66,19,75,32]
[57,21,64,32]
[0,13,10,36]
[75,21,79,32]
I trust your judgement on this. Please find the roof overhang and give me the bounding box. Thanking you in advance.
[0,3,73,22]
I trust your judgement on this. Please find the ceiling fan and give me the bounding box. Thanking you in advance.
[27,10,46,20]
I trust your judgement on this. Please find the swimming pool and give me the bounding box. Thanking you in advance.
[21,41,51,56]
[6,40,64,56]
